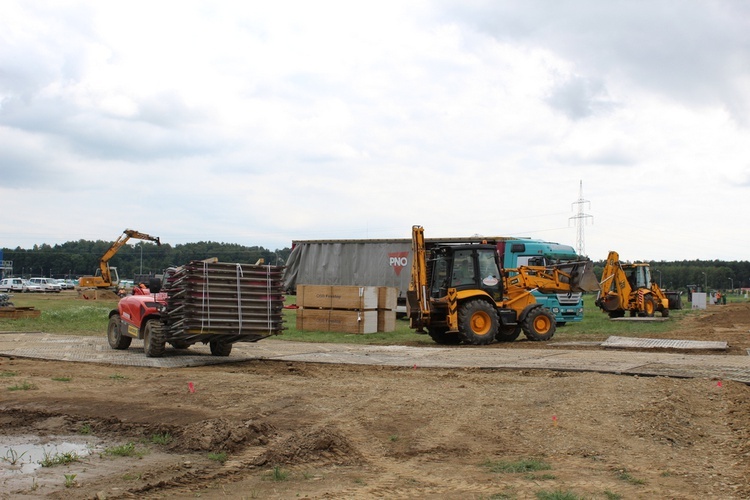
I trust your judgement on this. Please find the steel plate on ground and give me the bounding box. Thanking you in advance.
[601,336,728,350]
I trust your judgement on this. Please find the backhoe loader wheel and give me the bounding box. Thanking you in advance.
[428,327,462,345]
[639,296,655,317]
[522,308,556,341]
[107,314,132,350]
[144,319,166,357]
[458,300,498,345]
[495,325,521,342]
[210,340,232,356]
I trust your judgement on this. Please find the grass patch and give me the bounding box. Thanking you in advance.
[150,432,173,445]
[615,469,646,485]
[0,293,118,336]
[51,376,72,382]
[0,370,18,377]
[78,424,93,435]
[2,447,28,465]
[603,490,623,500]
[8,380,36,391]
[63,473,77,488]
[268,465,289,481]
[109,373,127,380]
[39,450,81,467]
[208,452,227,464]
[483,458,552,474]
[103,442,143,458]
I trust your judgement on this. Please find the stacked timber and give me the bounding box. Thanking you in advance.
[162,260,285,342]
[296,285,397,334]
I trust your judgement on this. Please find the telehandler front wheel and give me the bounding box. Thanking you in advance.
[458,300,498,345]
[107,314,132,350]
[144,319,166,357]
[522,308,556,341]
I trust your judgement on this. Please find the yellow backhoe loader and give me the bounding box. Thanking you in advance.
[78,229,161,289]
[595,251,670,318]
[406,225,599,345]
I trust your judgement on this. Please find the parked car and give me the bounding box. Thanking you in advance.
[0,278,27,292]
[28,277,62,292]
[23,280,43,293]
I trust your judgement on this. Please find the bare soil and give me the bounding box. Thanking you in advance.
[1,303,749,499]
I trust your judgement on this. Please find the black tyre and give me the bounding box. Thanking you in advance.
[639,295,655,317]
[661,308,670,318]
[210,340,232,356]
[522,308,556,341]
[144,319,166,357]
[171,340,191,349]
[107,314,132,350]
[458,300,498,345]
[495,324,521,342]
[428,327,462,345]
[608,310,625,319]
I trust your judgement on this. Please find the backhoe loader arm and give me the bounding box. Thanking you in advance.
[98,229,161,285]
[504,260,599,295]
[407,225,430,329]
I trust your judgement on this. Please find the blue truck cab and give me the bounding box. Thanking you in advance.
[497,239,585,325]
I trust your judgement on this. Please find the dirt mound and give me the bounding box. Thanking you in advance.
[77,288,120,300]
[259,425,364,466]
[173,418,275,453]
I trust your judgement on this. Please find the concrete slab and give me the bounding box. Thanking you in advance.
[1,333,749,384]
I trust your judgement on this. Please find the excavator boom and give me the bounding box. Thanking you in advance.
[79,229,161,289]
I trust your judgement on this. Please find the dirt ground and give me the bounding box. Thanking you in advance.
[1,304,749,499]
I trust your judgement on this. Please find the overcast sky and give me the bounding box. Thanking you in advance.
[2,1,749,261]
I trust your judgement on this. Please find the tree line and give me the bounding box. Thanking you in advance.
[2,241,749,293]
[2,240,291,281]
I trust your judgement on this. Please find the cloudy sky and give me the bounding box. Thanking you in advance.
[2,0,749,261]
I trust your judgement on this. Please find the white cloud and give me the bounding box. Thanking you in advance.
[1,0,749,261]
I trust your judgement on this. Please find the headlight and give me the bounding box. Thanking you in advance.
[552,307,560,313]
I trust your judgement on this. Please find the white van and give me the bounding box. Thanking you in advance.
[28,277,62,292]
[0,278,27,292]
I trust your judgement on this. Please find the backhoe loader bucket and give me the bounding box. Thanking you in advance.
[553,261,600,293]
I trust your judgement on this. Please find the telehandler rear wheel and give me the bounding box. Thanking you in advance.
[428,327,462,345]
[210,340,232,356]
[144,319,166,357]
[458,300,498,345]
[522,308,556,341]
[107,314,132,350]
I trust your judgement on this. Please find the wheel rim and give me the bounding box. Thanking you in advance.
[470,311,492,336]
[533,314,551,334]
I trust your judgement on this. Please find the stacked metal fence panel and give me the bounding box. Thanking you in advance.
[162,260,285,343]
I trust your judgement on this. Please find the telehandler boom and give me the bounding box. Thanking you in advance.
[595,251,670,318]
[406,225,599,345]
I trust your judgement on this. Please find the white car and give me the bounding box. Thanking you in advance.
[0,278,26,292]
[23,280,43,293]
[28,277,62,292]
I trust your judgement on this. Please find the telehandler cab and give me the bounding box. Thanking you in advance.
[406,225,599,345]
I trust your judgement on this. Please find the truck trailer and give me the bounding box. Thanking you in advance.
[283,235,586,325]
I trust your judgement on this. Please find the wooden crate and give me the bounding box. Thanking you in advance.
[296,308,378,334]
[377,309,396,333]
[297,285,378,310]
[377,286,398,311]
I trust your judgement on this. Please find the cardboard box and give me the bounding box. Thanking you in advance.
[296,308,378,334]
[297,285,378,311]
[377,286,398,311]
[377,309,396,333]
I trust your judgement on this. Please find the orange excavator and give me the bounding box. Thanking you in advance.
[78,229,160,289]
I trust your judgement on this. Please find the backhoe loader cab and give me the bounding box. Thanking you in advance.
[428,245,503,301]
